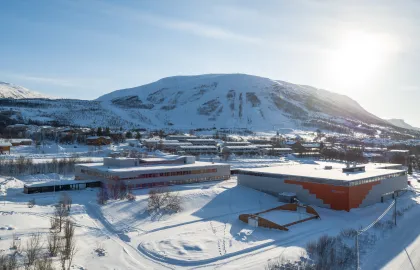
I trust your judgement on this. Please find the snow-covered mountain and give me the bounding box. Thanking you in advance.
[97,74,385,129]
[0,74,415,137]
[0,81,50,99]
[387,119,420,131]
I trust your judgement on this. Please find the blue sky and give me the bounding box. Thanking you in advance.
[1,0,420,126]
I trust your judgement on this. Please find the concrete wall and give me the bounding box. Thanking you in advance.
[238,174,331,208]
[359,175,408,207]
[238,173,408,210]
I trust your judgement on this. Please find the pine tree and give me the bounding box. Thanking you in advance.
[135,132,141,140]
[97,127,103,136]
[408,163,413,175]
[126,131,133,139]
[105,127,110,136]
[158,130,165,139]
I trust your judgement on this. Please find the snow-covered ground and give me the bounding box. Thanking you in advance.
[0,161,419,269]
[1,143,114,159]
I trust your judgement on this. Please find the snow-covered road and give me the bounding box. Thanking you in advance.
[362,199,420,269]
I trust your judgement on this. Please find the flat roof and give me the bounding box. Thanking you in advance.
[223,145,259,149]
[25,180,100,188]
[179,145,217,149]
[239,163,405,182]
[77,161,228,173]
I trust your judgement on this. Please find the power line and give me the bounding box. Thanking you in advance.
[356,199,396,270]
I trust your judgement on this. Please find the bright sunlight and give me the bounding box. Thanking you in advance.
[326,30,398,89]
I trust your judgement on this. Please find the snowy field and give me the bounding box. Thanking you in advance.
[0,143,114,160]
[1,167,420,269]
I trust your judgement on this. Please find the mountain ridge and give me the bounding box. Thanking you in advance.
[0,74,417,140]
[0,81,50,99]
[97,73,387,129]
[387,118,420,131]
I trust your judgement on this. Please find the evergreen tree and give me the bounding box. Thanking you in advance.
[97,127,103,136]
[105,127,110,136]
[126,131,133,139]
[408,163,413,175]
[158,129,165,139]
[135,131,141,140]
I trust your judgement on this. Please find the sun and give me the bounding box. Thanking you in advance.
[326,31,397,89]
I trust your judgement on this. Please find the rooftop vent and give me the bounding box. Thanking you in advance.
[342,165,365,173]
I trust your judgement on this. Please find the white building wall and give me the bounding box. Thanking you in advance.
[75,163,231,188]
[359,175,408,207]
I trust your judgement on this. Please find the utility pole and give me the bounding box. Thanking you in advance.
[356,232,360,270]
[394,192,397,226]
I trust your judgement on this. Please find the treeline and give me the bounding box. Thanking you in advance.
[320,148,366,163]
[0,157,92,176]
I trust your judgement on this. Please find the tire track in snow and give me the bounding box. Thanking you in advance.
[84,201,174,270]
[138,227,330,267]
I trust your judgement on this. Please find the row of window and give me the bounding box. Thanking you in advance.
[80,168,218,181]
[107,175,230,189]
[80,169,118,180]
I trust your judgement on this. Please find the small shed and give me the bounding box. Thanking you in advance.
[86,136,112,146]
[0,142,12,154]
[278,192,297,203]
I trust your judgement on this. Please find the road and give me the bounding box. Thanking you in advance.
[362,200,420,270]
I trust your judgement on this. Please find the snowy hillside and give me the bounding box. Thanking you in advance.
[0,81,50,99]
[387,119,420,131]
[97,74,385,129]
[0,74,413,135]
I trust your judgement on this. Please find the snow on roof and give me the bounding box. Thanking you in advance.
[140,157,171,162]
[185,139,217,142]
[223,145,259,149]
[239,163,405,182]
[262,148,293,151]
[77,161,228,173]
[179,145,217,149]
[388,150,409,153]
[0,142,12,147]
[301,143,321,148]
[87,136,111,139]
[24,180,100,188]
[161,142,192,145]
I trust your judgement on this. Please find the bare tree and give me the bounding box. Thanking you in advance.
[50,217,59,231]
[47,230,60,257]
[34,255,54,270]
[147,187,182,214]
[147,187,167,213]
[166,191,182,213]
[25,232,42,266]
[63,220,75,254]
[0,251,18,270]
[54,203,69,232]
[7,253,18,270]
[59,235,77,270]
[10,233,21,254]
[97,187,108,205]
[59,192,72,212]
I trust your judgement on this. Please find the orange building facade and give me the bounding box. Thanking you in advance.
[238,164,408,211]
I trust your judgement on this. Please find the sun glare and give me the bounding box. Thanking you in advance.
[326,31,398,89]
